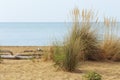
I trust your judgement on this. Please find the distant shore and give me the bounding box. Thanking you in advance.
[0,46,50,54]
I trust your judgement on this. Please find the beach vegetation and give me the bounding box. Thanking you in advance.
[82,71,102,80]
[51,8,104,72]
[100,17,120,61]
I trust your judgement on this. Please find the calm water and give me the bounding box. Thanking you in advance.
[0,22,72,46]
[0,22,119,46]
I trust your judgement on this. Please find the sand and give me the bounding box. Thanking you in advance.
[0,46,120,80]
[0,60,120,80]
[0,46,49,54]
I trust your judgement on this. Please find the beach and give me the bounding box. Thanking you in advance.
[0,46,49,54]
[0,46,120,80]
[0,0,119,80]
[0,59,120,80]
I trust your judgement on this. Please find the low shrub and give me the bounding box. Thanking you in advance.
[83,71,102,80]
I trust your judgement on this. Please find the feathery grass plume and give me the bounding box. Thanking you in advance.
[52,8,103,72]
[67,9,103,61]
[101,17,120,61]
[62,8,82,71]
[64,25,100,66]
[52,8,80,71]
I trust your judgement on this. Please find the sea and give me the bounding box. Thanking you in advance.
[0,22,119,46]
[0,22,72,46]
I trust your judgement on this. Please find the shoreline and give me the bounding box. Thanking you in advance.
[0,46,50,54]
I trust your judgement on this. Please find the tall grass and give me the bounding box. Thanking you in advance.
[101,17,120,61]
[66,9,103,61]
[53,41,79,71]
[52,8,103,71]
[52,8,81,71]
[44,8,120,72]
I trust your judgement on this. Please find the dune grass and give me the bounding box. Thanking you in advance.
[100,17,120,61]
[50,8,104,72]
[42,8,120,72]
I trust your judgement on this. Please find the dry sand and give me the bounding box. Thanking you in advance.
[0,46,120,80]
[0,46,49,54]
[0,60,120,80]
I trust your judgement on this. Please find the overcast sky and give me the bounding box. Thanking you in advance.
[0,0,119,22]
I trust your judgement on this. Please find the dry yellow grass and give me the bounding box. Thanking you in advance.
[0,60,120,80]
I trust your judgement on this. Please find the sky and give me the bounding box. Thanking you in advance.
[0,0,119,22]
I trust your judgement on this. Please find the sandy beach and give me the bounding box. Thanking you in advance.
[0,46,120,80]
[0,0,119,80]
[0,60,120,80]
[0,46,49,53]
